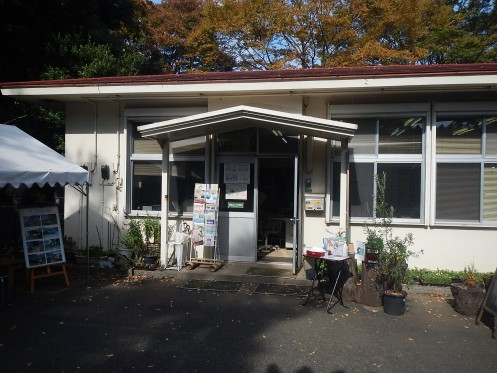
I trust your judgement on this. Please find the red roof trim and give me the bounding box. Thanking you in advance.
[2,63,497,89]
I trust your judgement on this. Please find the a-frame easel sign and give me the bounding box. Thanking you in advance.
[19,206,69,294]
[476,266,497,339]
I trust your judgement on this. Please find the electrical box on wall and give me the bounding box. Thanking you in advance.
[304,193,325,211]
[101,164,110,180]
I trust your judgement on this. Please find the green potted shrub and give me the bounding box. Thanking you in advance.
[142,218,161,266]
[121,219,144,260]
[74,244,107,266]
[463,263,478,288]
[365,172,421,315]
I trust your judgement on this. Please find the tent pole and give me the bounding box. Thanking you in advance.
[85,182,90,287]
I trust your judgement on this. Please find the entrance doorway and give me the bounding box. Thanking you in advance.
[257,158,296,264]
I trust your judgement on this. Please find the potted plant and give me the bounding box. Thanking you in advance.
[451,263,485,315]
[74,244,107,266]
[365,230,383,265]
[365,172,420,315]
[121,219,144,260]
[463,263,478,288]
[142,218,161,266]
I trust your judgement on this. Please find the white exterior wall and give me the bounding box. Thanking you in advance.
[302,223,497,273]
[301,98,497,273]
[208,95,303,113]
[60,93,497,272]
[64,100,127,251]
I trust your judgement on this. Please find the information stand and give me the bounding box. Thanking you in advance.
[186,184,224,272]
[476,267,497,339]
[19,207,70,294]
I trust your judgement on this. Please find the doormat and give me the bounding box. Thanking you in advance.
[252,283,309,297]
[244,267,294,279]
[180,279,241,292]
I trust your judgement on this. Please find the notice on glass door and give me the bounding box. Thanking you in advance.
[224,163,250,184]
[225,183,248,200]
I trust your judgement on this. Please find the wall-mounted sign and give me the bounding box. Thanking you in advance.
[227,201,244,209]
[305,193,324,211]
[224,163,250,184]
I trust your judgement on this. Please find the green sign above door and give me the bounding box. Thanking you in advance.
[227,201,244,209]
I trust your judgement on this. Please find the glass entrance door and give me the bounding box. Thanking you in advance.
[217,157,257,261]
[257,157,298,267]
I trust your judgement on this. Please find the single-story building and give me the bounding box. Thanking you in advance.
[2,64,497,272]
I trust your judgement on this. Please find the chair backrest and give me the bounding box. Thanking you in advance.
[271,220,283,234]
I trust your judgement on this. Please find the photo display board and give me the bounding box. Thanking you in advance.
[20,207,66,268]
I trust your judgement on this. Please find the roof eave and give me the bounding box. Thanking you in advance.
[138,105,357,142]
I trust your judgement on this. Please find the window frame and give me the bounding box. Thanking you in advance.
[433,109,497,226]
[328,104,429,225]
[125,107,207,217]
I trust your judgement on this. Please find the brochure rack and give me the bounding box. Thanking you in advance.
[185,184,224,272]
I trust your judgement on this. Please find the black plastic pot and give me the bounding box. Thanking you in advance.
[143,255,158,265]
[383,291,406,316]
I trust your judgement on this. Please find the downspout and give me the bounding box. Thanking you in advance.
[106,98,123,250]
[85,182,90,286]
[81,98,98,252]
[339,139,350,236]
[81,98,98,176]
[160,139,170,266]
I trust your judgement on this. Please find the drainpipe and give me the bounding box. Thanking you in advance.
[81,98,98,176]
[160,139,170,266]
[339,139,350,237]
[81,98,98,250]
[106,98,123,249]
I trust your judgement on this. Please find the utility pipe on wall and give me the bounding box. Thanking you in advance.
[339,139,350,238]
[160,139,170,266]
[81,98,98,249]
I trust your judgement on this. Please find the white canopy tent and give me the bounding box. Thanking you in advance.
[0,124,88,188]
[0,123,90,284]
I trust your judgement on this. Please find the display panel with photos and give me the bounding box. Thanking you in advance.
[20,207,66,268]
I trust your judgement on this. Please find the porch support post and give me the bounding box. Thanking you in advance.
[160,140,170,266]
[339,139,350,235]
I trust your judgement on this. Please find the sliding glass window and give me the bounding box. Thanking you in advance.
[332,116,424,221]
[435,115,497,223]
[129,121,206,215]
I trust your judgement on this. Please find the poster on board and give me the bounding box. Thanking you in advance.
[19,206,66,268]
[192,184,219,248]
[224,163,250,184]
[323,236,348,257]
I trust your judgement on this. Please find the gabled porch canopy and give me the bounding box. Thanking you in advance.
[137,105,357,267]
[138,105,357,142]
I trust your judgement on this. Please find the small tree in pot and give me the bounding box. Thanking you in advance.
[121,219,145,259]
[365,172,421,315]
[142,218,161,266]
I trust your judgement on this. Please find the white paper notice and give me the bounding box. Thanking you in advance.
[225,183,248,200]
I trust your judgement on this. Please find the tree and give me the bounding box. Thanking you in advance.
[145,0,235,73]
[198,0,459,69]
[350,0,457,65]
[0,0,155,151]
[422,0,497,64]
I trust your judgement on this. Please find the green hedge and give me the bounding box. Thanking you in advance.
[408,267,493,286]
